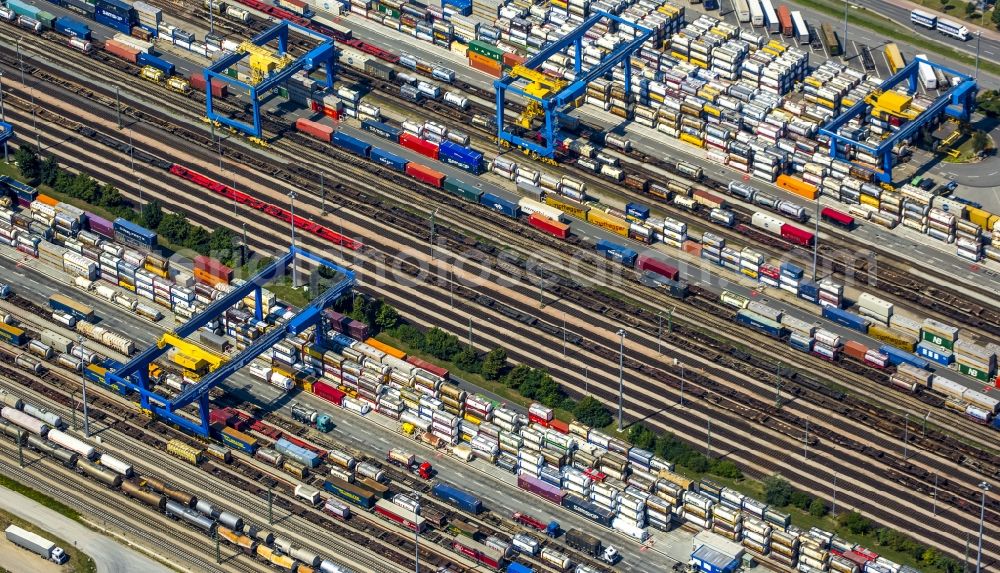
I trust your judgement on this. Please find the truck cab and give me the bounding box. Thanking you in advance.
[50,546,68,564]
[602,545,620,564]
[417,461,433,479]
[0,284,10,300]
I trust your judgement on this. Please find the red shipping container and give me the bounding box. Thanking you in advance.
[777,5,793,36]
[104,39,139,64]
[313,381,345,405]
[636,253,679,281]
[528,212,569,239]
[405,162,445,188]
[502,52,526,67]
[468,56,502,78]
[209,408,235,428]
[406,356,449,380]
[842,340,868,362]
[296,117,334,142]
[780,223,814,246]
[528,412,550,427]
[189,73,229,98]
[399,133,439,160]
[323,106,341,120]
[548,419,570,434]
[194,255,233,282]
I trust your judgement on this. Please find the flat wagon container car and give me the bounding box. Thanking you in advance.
[323,477,376,509]
[432,482,482,513]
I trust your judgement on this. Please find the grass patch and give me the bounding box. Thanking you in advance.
[0,474,81,523]
[0,508,96,573]
[264,277,312,309]
[796,0,1000,78]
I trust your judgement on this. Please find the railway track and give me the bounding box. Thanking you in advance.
[3,113,996,564]
[1,30,1000,556]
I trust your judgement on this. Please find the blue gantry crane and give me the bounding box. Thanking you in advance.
[0,122,12,145]
[493,11,652,159]
[105,246,355,436]
[204,21,336,142]
[818,57,976,184]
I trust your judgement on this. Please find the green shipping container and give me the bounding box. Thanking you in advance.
[959,361,995,382]
[377,4,401,17]
[921,330,955,351]
[469,40,503,62]
[443,178,483,203]
[37,11,55,27]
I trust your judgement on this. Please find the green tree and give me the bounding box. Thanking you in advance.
[966,1,977,15]
[157,212,190,244]
[39,155,60,187]
[993,6,1000,27]
[184,224,210,250]
[423,327,461,361]
[838,511,873,535]
[98,184,125,209]
[763,475,793,506]
[809,497,828,518]
[574,396,612,428]
[375,303,400,333]
[209,227,237,265]
[711,460,743,480]
[13,146,41,183]
[973,130,990,154]
[394,324,425,349]
[480,348,507,381]
[789,490,813,510]
[678,452,710,473]
[70,173,98,203]
[348,294,367,322]
[627,423,656,450]
[453,348,479,372]
[141,200,164,232]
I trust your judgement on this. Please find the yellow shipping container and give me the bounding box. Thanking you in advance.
[167,439,203,465]
[767,40,786,53]
[762,47,781,57]
[805,77,824,88]
[545,195,591,219]
[658,468,694,490]
[690,58,708,69]
[551,0,567,7]
[817,98,835,109]
[967,207,999,231]
[860,194,880,208]
[301,380,313,394]
[586,209,630,237]
[118,280,136,292]
[670,51,689,62]
[703,105,721,117]
[868,324,917,351]
[680,133,704,147]
[741,268,759,279]
[463,412,482,425]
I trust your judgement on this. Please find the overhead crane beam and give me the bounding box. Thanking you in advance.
[494,11,652,158]
[105,246,356,436]
[818,56,976,183]
[204,22,336,140]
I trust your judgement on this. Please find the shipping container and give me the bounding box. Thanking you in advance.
[331,131,372,157]
[323,478,375,509]
[405,162,445,188]
[432,482,482,513]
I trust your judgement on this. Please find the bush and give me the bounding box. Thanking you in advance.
[480,348,508,381]
[423,328,462,361]
[763,475,793,506]
[628,423,657,450]
[711,460,743,480]
[838,511,874,535]
[574,396,612,428]
[393,324,425,349]
[790,490,813,510]
[453,348,480,373]
[809,497,829,518]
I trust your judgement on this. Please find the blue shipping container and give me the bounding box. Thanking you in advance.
[561,493,613,527]
[54,16,92,39]
[137,52,175,76]
[431,482,482,513]
[480,192,519,218]
[439,141,484,174]
[916,342,954,366]
[822,306,870,333]
[274,438,321,468]
[735,310,786,338]
[507,564,533,573]
[370,147,408,172]
[113,217,157,248]
[625,202,650,220]
[879,345,930,370]
[780,262,804,280]
[595,239,638,266]
[95,0,133,20]
[797,281,819,303]
[331,131,371,157]
[361,119,401,142]
[59,0,96,16]
[789,336,813,353]
[220,429,257,454]
[95,9,132,33]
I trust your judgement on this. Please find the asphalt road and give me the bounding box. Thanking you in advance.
[0,487,174,573]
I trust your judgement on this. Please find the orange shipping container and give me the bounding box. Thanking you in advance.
[502,52,526,67]
[36,194,59,207]
[365,338,407,360]
[104,39,139,64]
[776,174,818,200]
[682,240,702,256]
[468,53,502,77]
[842,340,868,362]
[193,267,228,287]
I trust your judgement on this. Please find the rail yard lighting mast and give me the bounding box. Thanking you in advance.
[977,481,990,573]
[79,336,90,437]
[617,329,626,432]
[289,191,298,287]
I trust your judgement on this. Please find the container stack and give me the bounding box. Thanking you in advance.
[857,292,893,326]
[953,339,997,383]
[899,184,932,234]
[681,490,713,530]
[700,231,724,266]
[817,279,843,308]
[916,318,958,367]
[798,532,831,571]
[769,530,799,569]
[739,247,763,280]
